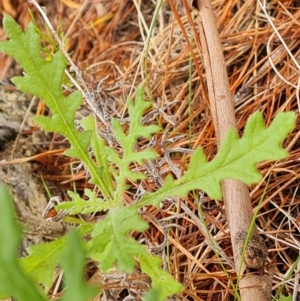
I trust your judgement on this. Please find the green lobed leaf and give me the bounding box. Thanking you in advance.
[60,231,98,301]
[0,184,47,301]
[87,207,148,273]
[56,189,112,215]
[139,253,183,301]
[107,86,160,203]
[0,15,113,200]
[134,111,296,208]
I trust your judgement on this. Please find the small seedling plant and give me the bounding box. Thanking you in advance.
[0,15,296,301]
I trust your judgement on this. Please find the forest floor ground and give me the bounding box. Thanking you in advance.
[1,1,300,300]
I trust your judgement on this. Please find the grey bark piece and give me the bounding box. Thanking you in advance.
[0,113,20,148]
[0,163,67,240]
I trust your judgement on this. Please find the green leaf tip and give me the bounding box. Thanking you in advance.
[183,110,295,199]
[139,253,183,300]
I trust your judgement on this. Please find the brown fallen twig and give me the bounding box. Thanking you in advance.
[184,0,271,300]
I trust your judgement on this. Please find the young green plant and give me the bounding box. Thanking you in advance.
[0,14,296,301]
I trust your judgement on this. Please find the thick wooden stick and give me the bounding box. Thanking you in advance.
[187,0,270,300]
